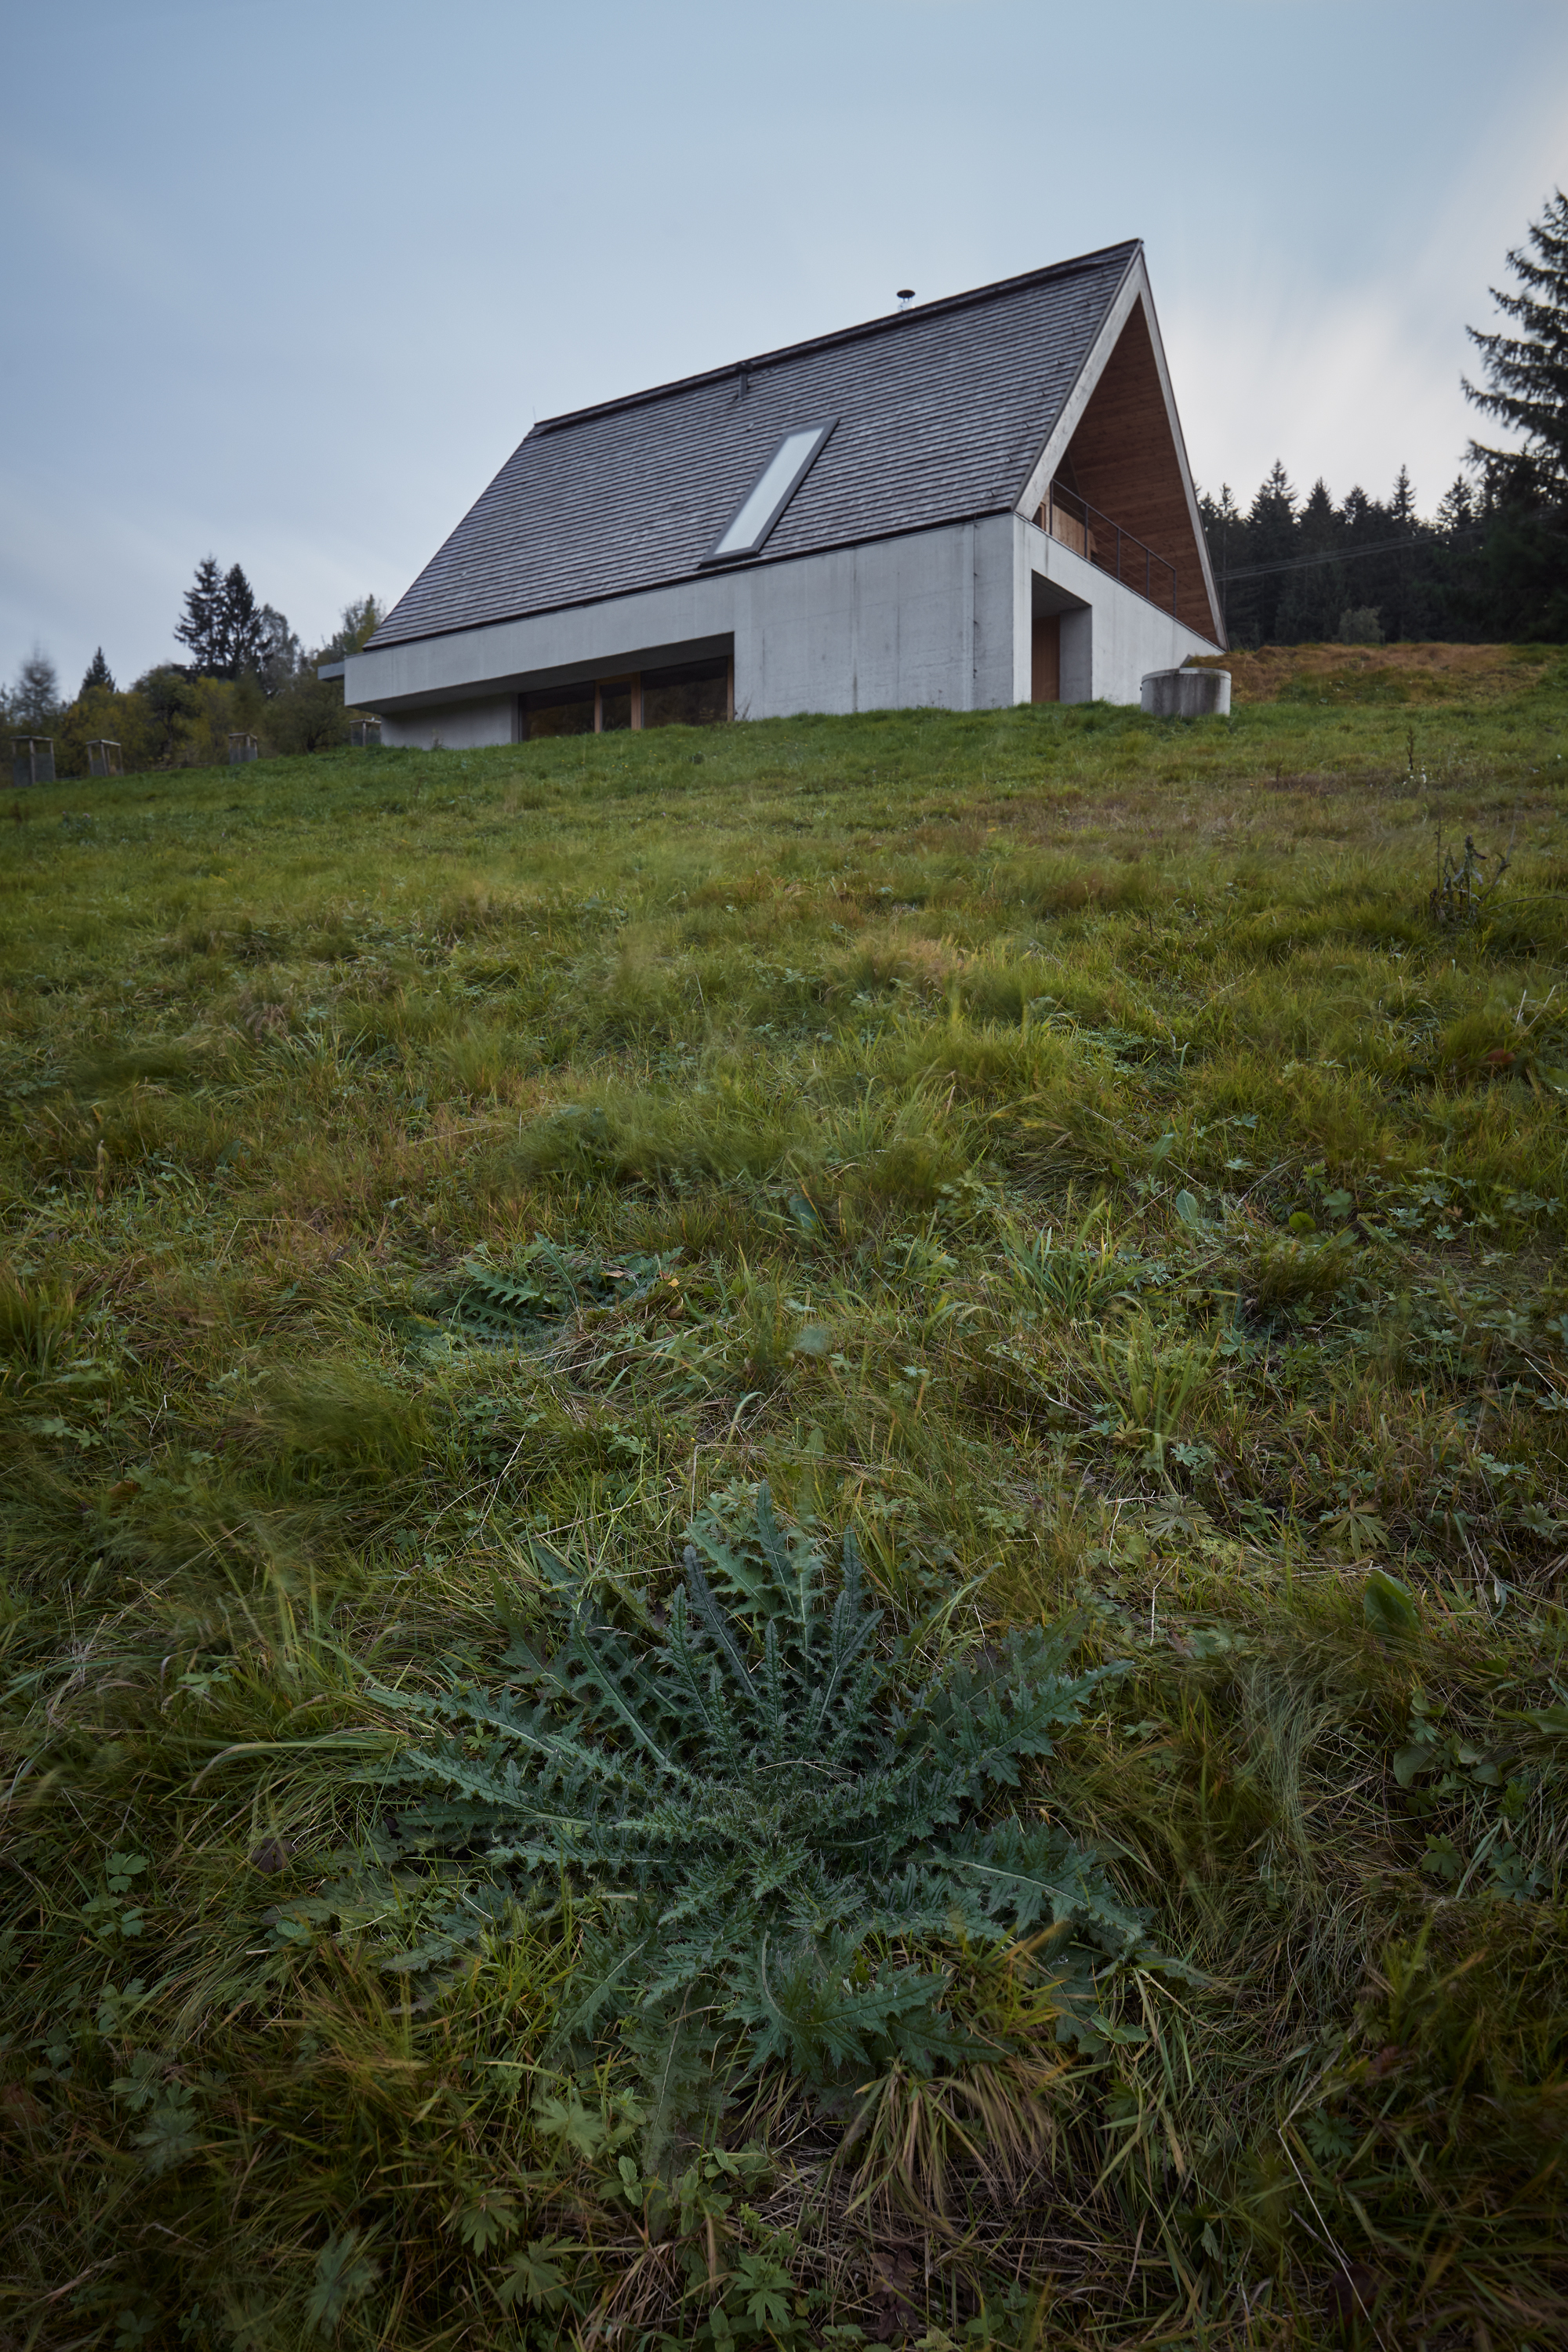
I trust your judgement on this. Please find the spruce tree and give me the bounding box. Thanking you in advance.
[1341,485,1388,615]
[1278,477,1346,642]
[78,647,114,698]
[1199,485,1247,641]
[1341,485,1377,535]
[1200,484,1243,548]
[1244,461,1298,644]
[217,564,265,680]
[1436,476,1475,531]
[1465,190,1568,496]
[1382,467,1422,638]
[175,556,225,673]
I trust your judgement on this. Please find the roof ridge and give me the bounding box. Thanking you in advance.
[530,240,1142,438]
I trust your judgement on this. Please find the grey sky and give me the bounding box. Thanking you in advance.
[3,0,1566,693]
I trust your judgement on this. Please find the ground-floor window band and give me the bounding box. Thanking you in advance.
[521,655,732,741]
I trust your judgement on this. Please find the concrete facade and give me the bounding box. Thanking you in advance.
[1014,517,1218,706]
[343,510,1218,749]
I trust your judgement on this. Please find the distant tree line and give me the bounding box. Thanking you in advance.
[1200,463,1498,648]
[1203,192,1568,649]
[0,564,383,778]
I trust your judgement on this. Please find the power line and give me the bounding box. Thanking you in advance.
[1217,523,1483,586]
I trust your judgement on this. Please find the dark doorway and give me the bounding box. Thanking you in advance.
[1031,615,1060,702]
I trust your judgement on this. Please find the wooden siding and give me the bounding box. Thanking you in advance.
[1062,302,1219,642]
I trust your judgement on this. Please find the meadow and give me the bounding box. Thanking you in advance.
[2,648,1567,2350]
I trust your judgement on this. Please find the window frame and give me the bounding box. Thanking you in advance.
[701,419,838,566]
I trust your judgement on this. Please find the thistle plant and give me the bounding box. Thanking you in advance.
[379,1490,1148,2089]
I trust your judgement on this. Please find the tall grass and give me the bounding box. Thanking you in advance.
[3,673,1568,2347]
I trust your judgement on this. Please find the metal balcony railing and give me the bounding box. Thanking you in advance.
[1035,481,1177,619]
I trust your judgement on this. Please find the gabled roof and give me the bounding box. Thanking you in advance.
[369,241,1142,650]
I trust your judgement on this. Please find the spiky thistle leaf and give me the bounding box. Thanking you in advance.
[379,1487,1156,2090]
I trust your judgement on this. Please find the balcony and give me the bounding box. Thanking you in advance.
[1033,481,1177,618]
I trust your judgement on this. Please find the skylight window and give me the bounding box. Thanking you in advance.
[705,421,837,563]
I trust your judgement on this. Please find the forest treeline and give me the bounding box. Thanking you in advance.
[0,565,380,781]
[1199,460,1568,649]
[1192,191,1568,649]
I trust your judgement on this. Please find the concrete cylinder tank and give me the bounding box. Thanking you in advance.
[1141,667,1231,718]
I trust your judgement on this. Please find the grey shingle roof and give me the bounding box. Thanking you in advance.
[369,241,1139,651]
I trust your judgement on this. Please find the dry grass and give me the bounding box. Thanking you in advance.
[1193,638,1558,704]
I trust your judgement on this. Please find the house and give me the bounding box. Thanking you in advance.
[339,240,1225,745]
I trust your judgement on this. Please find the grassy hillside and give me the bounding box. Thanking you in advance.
[3,656,1568,2350]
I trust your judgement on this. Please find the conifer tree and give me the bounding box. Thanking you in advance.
[78,647,114,698]
[1250,459,1297,526]
[217,564,265,679]
[1436,476,1475,530]
[1198,485,1247,644]
[1245,461,1298,643]
[1385,468,1421,638]
[1341,485,1377,535]
[1341,485,1388,612]
[1278,478,1345,641]
[1199,486,1245,577]
[1465,189,1568,496]
[175,556,225,673]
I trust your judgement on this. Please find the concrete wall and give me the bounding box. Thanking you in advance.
[1014,517,1221,706]
[735,514,1014,718]
[351,516,1014,746]
[383,695,516,751]
[352,510,1219,745]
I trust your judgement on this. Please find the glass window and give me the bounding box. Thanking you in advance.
[642,658,729,730]
[709,423,833,561]
[525,684,594,739]
[598,680,634,732]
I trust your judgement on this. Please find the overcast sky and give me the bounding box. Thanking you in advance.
[3,0,1566,695]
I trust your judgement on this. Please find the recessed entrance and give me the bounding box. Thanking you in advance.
[1030,615,1060,703]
